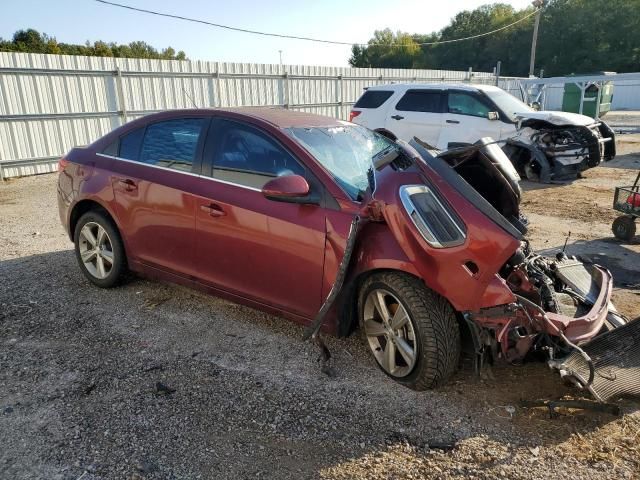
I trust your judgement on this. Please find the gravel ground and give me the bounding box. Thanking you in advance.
[1,142,639,479]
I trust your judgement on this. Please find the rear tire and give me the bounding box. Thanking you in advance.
[358,272,460,390]
[74,210,127,288]
[612,215,636,242]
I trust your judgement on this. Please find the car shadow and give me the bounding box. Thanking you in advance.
[520,179,569,192]
[1,249,638,478]
[602,152,640,170]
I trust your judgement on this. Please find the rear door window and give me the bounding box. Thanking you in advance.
[395,90,443,113]
[139,118,207,172]
[211,120,305,190]
[354,90,394,109]
[447,92,492,118]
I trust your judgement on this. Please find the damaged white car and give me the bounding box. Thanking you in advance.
[350,83,616,182]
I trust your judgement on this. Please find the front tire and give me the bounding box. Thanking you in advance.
[74,210,127,288]
[358,272,460,390]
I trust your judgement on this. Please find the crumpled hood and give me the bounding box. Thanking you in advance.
[515,110,596,127]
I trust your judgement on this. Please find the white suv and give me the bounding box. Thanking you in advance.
[350,83,615,181]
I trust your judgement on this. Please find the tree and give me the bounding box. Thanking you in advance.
[536,0,640,75]
[0,28,189,61]
[351,0,640,76]
[12,29,46,52]
[349,29,420,68]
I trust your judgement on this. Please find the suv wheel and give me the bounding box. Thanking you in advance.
[358,272,460,390]
[74,210,127,288]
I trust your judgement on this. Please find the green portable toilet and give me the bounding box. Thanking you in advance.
[562,72,615,118]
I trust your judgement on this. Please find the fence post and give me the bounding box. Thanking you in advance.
[212,72,221,107]
[115,67,127,124]
[578,82,586,114]
[335,74,342,119]
[495,61,501,87]
[283,71,289,109]
[467,67,473,83]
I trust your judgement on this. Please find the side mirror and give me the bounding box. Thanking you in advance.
[262,175,318,204]
[487,111,500,121]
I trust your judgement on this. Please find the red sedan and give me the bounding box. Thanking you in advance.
[58,108,618,392]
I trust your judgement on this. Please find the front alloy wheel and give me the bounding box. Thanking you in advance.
[363,289,417,378]
[358,272,460,390]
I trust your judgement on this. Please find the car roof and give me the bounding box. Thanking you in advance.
[139,107,346,129]
[364,83,503,93]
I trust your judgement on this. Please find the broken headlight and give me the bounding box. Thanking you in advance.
[399,185,466,248]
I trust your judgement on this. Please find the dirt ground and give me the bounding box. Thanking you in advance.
[1,138,639,479]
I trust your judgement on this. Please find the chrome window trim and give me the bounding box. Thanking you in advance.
[96,152,262,192]
[399,184,466,249]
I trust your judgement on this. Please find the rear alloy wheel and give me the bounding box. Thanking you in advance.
[74,211,126,288]
[359,272,460,390]
[612,215,636,242]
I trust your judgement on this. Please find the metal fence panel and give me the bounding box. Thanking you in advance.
[1,52,516,178]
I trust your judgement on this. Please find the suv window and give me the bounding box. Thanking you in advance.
[138,118,207,172]
[213,120,305,190]
[448,92,491,118]
[354,90,393,109]
[395,90,443,113]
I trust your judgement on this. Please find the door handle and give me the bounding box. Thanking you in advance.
[117,178,138,191]
[446,119,460,124]
[391,115,404,120]
[200,203,226,217]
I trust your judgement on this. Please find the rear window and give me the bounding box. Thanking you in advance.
[396,90,443,113]
[354,90,394,109]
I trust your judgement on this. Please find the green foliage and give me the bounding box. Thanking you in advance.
[350,29,422,69]
[350,0,640,76]
[0,29,188,61]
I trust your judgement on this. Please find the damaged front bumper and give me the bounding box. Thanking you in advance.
[543,265,612,344]
[516,265,640,403]
[506,120,616,182]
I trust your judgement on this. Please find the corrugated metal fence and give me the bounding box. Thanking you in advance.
[0,52,514,179]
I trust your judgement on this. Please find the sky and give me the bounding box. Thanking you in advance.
[1,0,534,66]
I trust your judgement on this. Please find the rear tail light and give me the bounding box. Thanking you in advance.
[349,110,361,122]
[57,157,70,172]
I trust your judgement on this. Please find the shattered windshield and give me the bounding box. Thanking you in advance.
[287,125,393,201]
[484,89,534,122]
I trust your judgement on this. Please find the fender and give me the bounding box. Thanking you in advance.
[349,222,420,280]
[62,148,128,253]
[371,163,519,313]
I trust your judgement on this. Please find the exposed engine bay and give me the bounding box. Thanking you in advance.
[408,137,637,402]
[503,117,616,183]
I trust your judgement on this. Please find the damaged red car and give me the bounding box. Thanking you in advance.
[57,108,636,400]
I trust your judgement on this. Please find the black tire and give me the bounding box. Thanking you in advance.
[612,215,636,242]
[74,210,127,288]
[358,272,460,390]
